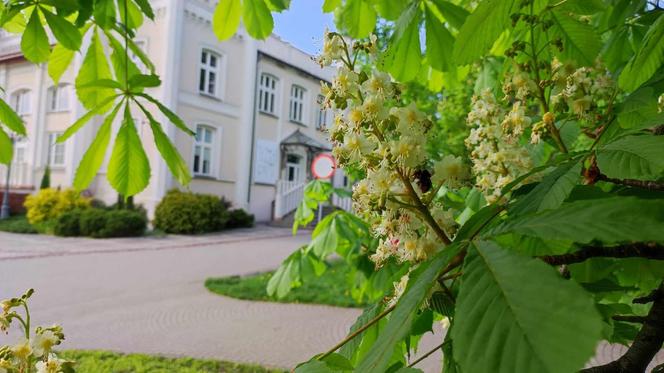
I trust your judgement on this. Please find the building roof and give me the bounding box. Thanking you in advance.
[280,129,331,151]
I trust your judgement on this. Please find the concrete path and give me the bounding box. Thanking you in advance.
[0,226,444,372]
[0,226,661,372]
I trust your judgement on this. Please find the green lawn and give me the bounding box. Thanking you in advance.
[205,261,364,308]
[0,215,38,234]
[58,350,281,373]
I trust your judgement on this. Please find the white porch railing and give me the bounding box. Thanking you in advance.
[332,193,353,213]
[274,179,306,219]
[0,162,30,188]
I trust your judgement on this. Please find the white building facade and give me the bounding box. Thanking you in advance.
[0,0,347,222]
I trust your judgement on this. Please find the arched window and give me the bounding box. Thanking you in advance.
[193,125,216,176]
[258,73,278,115]
[47,84,70,112]
[10,89,31,115]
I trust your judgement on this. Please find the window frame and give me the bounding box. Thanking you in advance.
[10,89,31,116]
[46,84,71,113]
[192,124,219,178]
[198,48,223,99]
[316,94,329,131]
[289,85,307,124]
[258,73,279,116]
[47,132,66,167]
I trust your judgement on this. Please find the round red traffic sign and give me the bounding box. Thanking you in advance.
[311,153,336,179]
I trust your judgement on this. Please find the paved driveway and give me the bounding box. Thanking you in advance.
[0,226,445,372]
[0,226,661,372]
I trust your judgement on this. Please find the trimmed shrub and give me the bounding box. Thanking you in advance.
[102,209,147,238]
[227,209,255,229]
[53,209,83,237]
[79,208,147,238]
[154,190,230,234]
[24,188,91,225]
[79,209,107,237]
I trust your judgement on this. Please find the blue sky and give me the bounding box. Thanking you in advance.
[273,0,336,55]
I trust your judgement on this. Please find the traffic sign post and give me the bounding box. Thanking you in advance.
[311,153,336,180]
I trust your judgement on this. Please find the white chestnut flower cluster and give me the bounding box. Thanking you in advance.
[318,33,469,267]
[550,58,614,122]
[466,90,533,203]
[0,292,71,373]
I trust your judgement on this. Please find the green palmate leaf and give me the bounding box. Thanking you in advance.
[321,353,354,371]
[293,199,315,234]
[618,13,664,91]
[372,0,405,20]
[453,241,603,373]
[135,100,192,186]
[48,43,76,84]
[550,9,602,66]
[339,304,383,362]
[355,243,464,372]
[106,31,142,86]
[383,10,422,82]
[132,0,155,20]
[294,360,334,373]
[425,4,455,72]
[617,87,664,130]
[427,0,469,30]
[452,0,514,65]
[135,93,195,135]
[0,127,12,164]
[243,0,274,39]
[322,0,341,13]
[117,0,143,29]
[0,98,26,135]
[309,214,340,257]
[94,0,116,29]
[602,28,631,72]
[596,135,664,180]
[107,106,151,196]
[128,74,161,89]
[265,0,290,12]
[213,0,242,40]
[266,250,301,298]
[73,103,121,190]
[510,161,582,215]
[59,95,118,142]
[41,8,82,51]
[339,0,377,39]
[556,0,604,14]
[21,9,50,63]
[487,197,664,244]
[127,37,156,73]
[76,28,115,110]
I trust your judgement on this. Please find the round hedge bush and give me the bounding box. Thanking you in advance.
[53,209,83,237]
[154,190,230,234]
[78,208,147,238]
[227,209,255,229]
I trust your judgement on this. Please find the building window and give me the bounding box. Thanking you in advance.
[289,85,306,124]
[286,154,302,182]
[47,84,70,112]
[47,132,65,166]
[258,73,278,115]
[316,95,328,130]
[199,49,220,97]
[11,89,31,115]
[193,125,215,176]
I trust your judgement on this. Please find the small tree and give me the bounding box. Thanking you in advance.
[39,166,50,190]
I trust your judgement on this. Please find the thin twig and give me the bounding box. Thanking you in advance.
[408,340,449,368]
[317,304,396,361]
